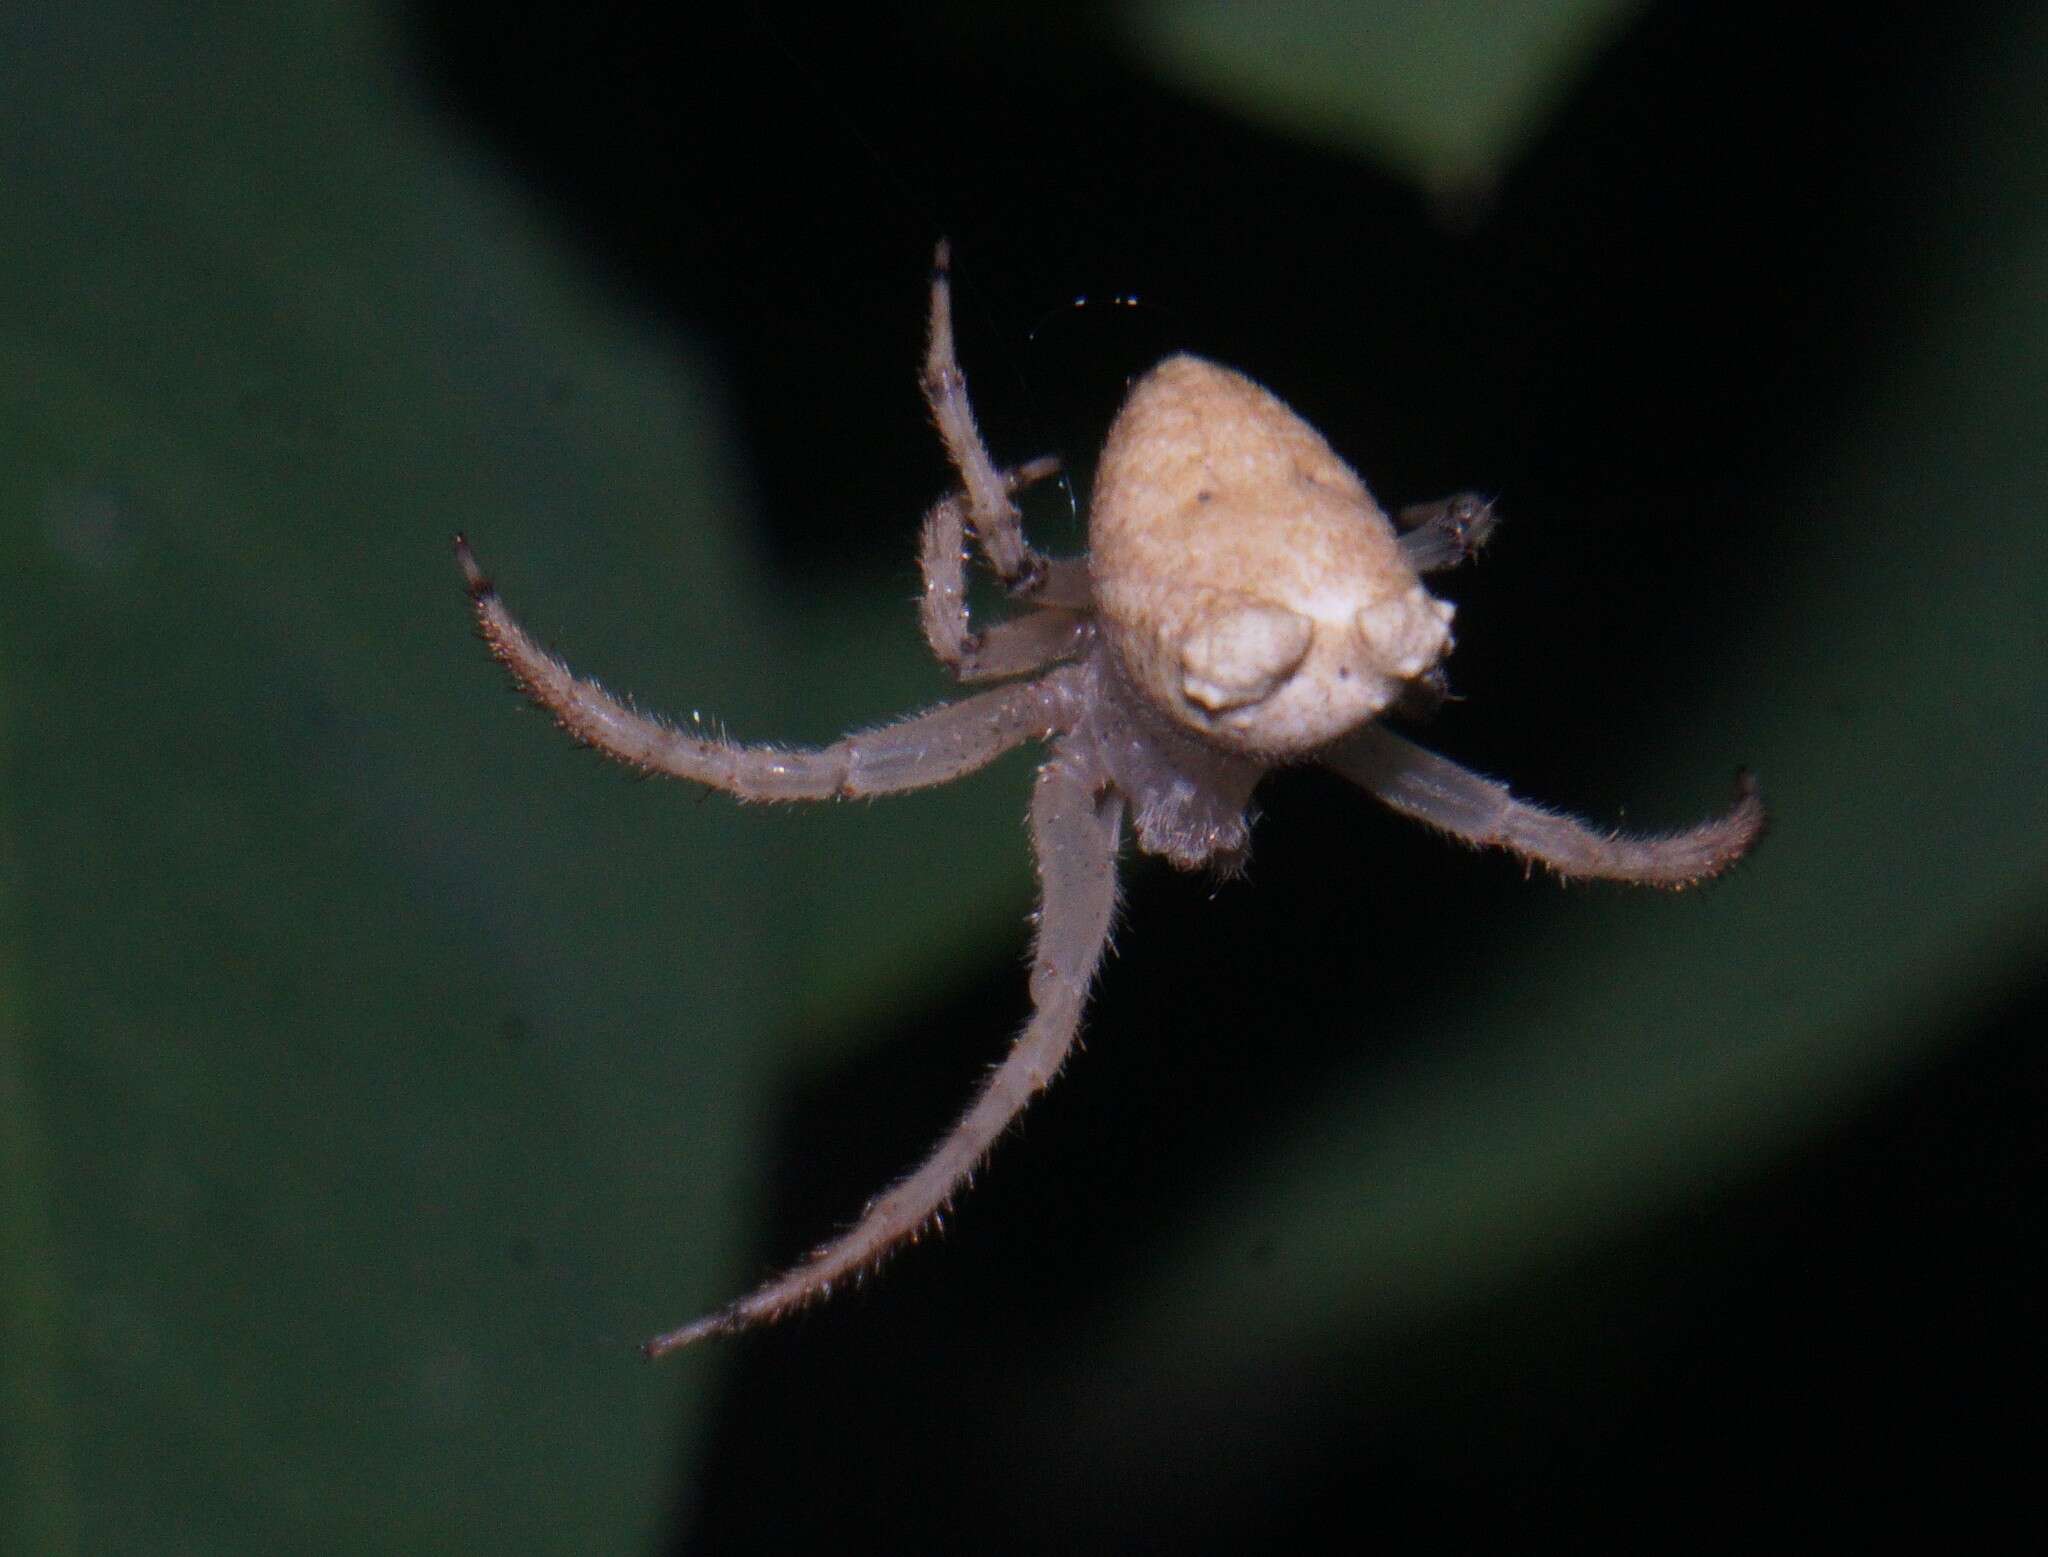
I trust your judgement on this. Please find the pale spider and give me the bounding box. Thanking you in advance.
[457,244,1762,1359]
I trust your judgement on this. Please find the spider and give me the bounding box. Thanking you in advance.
[457,243,1763,1359]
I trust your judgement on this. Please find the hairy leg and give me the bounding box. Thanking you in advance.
[920,241,1046,593]
[460,536,1082,799]
[1031,556,1094,610]
[1395,492,1498,574]
[919,456,1091,681]
[931,604,1096,684]
[1329,724,1763,887]
[643,752,1124,1356]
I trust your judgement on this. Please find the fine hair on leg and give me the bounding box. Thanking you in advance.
[1330,725,1762,887]
[642,754,1124,1356]
[918,455,1081,680]
[460,534,1084,799]
[1395,492,1498,574]
[919,241,1044,592]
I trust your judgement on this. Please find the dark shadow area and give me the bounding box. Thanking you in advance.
[661,911,2042,1550]
[399,0,2040,1545]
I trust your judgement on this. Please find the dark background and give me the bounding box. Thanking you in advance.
[4,1,2040,1550]
[409,2,2042,1546]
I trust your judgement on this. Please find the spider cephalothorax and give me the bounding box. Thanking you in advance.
[458,244,1761,1358]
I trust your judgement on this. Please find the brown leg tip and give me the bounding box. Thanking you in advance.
[1729,769,1768,848]
[640,1307,736,1361]
[453,533,493,598]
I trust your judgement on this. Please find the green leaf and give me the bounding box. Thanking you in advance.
[1049,2,2048,1429]
[9,2,2043,1545]
[1123,0,1649,198]
[0,2,1035,1548]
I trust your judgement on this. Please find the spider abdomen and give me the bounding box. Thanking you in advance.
[1089,354,1454,759]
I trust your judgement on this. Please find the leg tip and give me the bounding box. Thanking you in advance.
[640,1308,734,1361]
[453,533,493,598]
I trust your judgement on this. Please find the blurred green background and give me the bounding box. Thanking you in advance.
[4,1,2042,1549]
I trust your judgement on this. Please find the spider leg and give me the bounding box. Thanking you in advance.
[1395,492,1498,574]
[921,240,1050,594]
[919,457,1093,682]
[1030,557,1094,609]
[1384,667,1451,724]
[1328,724,1763,887]
[927,599,1094,684]
[643,752,1124,1357]
[459,536,1082,800]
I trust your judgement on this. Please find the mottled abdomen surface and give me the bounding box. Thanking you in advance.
[1088,355,1453,758]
